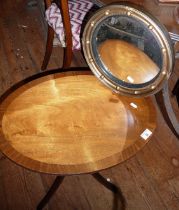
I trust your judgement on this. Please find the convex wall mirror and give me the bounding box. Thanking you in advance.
[82,2,174,97]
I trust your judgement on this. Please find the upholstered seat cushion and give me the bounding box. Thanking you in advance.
[45,0,94,50]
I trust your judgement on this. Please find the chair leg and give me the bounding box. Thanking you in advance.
[62,47,73,69]
[41,25,54,71]
[172,79,179,106]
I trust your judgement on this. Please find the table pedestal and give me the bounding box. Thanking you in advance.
[0,67,157,209]
[37,173,126,210]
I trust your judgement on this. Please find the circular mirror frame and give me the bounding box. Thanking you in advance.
[82,3,174,97]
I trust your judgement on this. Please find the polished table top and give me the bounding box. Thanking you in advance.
[0,70,156,175]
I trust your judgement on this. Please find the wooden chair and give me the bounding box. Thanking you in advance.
[172,79,179,106]
[41,0,97,70]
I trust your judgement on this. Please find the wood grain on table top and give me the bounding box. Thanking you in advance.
[0,71,156,174]
[98,40,159,84]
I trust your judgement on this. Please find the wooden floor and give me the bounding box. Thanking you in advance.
[0,0,178,210]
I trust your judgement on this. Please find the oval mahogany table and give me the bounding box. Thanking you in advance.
[0,68,157,209]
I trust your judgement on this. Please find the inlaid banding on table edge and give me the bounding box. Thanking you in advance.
[0,71,156,174]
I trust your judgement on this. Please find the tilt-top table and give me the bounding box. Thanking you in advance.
[0,68,156,209]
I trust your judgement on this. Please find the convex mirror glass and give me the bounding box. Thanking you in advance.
[82,3,174,96]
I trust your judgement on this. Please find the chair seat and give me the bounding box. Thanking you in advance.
[45,0,94,50]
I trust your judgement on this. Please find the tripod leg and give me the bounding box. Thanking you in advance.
[37,176,65,210]
[92,173,126,210]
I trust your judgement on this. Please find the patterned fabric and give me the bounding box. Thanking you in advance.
[45,0,94,50]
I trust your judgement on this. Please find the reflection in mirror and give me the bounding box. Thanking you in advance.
[93,15,163,85]
[83,4,174,96]
[98,39,159,84]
